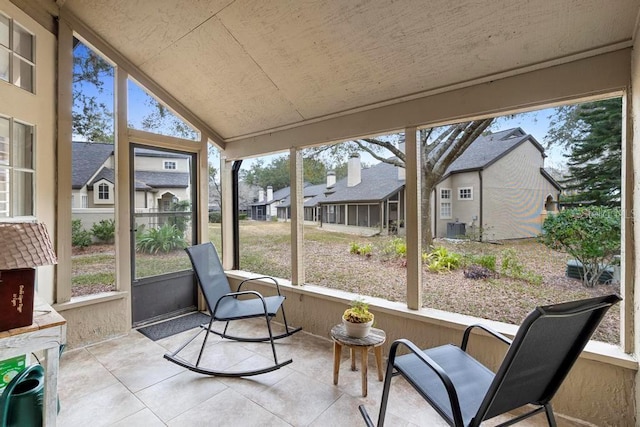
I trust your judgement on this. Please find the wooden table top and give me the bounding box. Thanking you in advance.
[0,295,66,339]
[330,323,386,347]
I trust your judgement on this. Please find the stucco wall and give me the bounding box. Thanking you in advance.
[0,0,57,302]
[135,156,189,172]
[55,295,129,348]
[482,141,555,240]
[228,274,636,426]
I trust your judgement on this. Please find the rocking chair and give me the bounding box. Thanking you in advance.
[360,294,621,426]
[164,242,301,377]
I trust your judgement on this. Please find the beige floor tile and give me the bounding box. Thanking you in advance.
[56,382,145,427]
[110,408,166,427]
[310,393,417,426]
[251,371,343,426]
[136,369,228,422]
[86,331,165,371]
[218,354,294,399]
[58,347,119,402]
[109,351,185,392]
[166,388,291,427]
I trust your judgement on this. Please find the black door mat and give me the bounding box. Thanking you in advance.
[138,312,211,341]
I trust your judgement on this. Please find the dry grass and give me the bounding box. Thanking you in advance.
[234,222,620,344]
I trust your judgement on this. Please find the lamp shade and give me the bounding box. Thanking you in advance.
[0,222,57,270]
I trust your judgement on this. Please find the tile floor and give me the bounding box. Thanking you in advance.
[57,318,588,426]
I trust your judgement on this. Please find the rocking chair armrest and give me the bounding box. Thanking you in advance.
[461,324,512,351]
[237,276,282,296]
[390,339,465,427]
[214,290,269,314]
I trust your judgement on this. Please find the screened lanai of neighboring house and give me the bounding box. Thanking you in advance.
[2,0,640,425]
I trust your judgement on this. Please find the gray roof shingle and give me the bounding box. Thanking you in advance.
[72,142,114,189]
[319,161,404,204]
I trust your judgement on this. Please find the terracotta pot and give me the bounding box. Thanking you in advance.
[342,318,373,338]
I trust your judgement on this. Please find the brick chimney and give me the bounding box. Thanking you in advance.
[267,186,273,202]
[258,188,265,202]
[326,170,336,188]
[347,153,361,187]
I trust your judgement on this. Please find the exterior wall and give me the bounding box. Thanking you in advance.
[482,142,554,240]
[631,21,640,425]
[72,208,114,230]
[435,174,482,238]
[134,155,189,172]
[0,0,57,302]
[228,274,637,426]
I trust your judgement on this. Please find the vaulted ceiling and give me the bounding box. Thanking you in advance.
[54,0,640,151]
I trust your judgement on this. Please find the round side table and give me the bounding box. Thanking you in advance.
[330,323,386,397]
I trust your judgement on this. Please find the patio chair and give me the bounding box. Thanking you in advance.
[164,242,301,377]
[359,293,621,427]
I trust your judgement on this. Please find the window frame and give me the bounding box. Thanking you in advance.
[163,160,176,170]
[0,115,35,219]
[440,188,452,219]
[0,12,35,93]
[458,187,473,201]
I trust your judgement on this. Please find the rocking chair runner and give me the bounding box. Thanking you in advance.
[164,242,301,377]
[360,294,621,427]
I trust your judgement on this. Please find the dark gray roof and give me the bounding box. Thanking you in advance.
[319,161,404,204]
[72,142,114,189]
[88,167,115,187]
[443,128,543,176]
[277,183,329,208]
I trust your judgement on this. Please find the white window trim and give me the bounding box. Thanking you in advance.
[163,160,176,170]
[440,188,451,200]
[0,115,35,219]
[440,202,452,219]
[458,187,473,201]
[0,13,35,93]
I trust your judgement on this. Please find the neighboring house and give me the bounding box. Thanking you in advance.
[309,128,560,240]
[315,153,406,235]
[249,185,290,220]
[434,127,561,240]
[275,182,328,222]
[72,142,191,227]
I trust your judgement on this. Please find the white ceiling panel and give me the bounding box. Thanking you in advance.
[58,0,640,143]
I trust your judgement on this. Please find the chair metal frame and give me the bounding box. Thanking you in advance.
[360,294,621,427]
[164,242,301,377]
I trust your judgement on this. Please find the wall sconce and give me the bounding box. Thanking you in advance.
[0,223,57,331]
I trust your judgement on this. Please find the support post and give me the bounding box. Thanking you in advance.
[405,127,422,310]
[290,148,304,285]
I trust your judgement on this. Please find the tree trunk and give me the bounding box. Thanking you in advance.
[421,172,438,248]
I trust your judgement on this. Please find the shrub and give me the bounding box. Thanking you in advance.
[464,254,496,271]
[208,211,221,223]
[382,237,406,258]
[136,223,187,254]
[91,219,115,243]
[167,200,191,233]
[238,213,248,220]
[500,248,542,285]
[349,242,372,257]
[426,246,461,272]
[540,206,621,287]
[72,219,92,248]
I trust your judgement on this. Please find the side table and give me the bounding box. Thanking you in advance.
[330,323,386,397]
[0,295,66,426]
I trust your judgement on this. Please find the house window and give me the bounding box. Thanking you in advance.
[0,13,35,92]
[0,116,34,218]
[440,188,452,219]
[458,187,473,200]
[81,195,88,208]
[164,161,176,170]
[98,183,109,200]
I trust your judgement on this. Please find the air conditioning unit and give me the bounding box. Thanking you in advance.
[566,260,614,284]
[446,222,465,239]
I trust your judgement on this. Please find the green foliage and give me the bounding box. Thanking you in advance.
[167,200,191,233]
[343,298,374,323]
[209,211,221,223]
[349,242,372,257]
[540,206,620,287]
[136,223,187,254]
[239,214,248,220]
[426,246,461,272]
[463,254,496,271]
[547,98,621,206]
[382,237,406,258]
[91,219,115,243]
[72,219,92,248]
[72,42,114,142]
[500,248,543,285]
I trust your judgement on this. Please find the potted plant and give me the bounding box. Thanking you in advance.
[342,298,374,338]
